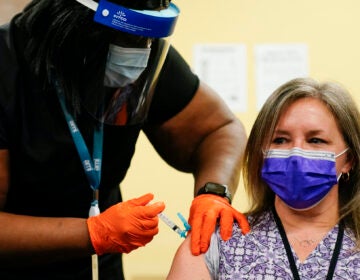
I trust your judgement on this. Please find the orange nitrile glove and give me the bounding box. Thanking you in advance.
[87,193,165,255]
[189,194,250,255]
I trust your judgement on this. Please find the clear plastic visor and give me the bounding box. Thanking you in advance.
[75,0,179,126]
[84,38,170,126]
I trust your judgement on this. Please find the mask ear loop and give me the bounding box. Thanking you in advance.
[335,148,350,182]
[335,147,349,158]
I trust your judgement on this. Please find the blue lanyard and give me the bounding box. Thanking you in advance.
[54,83,104,198]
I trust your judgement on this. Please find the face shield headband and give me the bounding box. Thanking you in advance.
[76,0,180,38]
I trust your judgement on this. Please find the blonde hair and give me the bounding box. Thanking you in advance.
[242,77,360,241]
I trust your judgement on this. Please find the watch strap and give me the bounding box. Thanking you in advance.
[196,182,232,204]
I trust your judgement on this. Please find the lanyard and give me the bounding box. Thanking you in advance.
[272,207,344,280]
[54,79,103,280]
[54,83,104,204]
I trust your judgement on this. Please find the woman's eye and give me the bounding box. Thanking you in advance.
[272,137,286,144]
[309,138,326,144]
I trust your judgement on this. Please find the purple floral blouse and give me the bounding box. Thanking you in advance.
[205,210,360,279]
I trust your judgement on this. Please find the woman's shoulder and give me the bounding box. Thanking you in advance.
[210,210,277,251]
[227,210,275,236]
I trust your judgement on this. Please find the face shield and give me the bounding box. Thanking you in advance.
[75,0,180,125]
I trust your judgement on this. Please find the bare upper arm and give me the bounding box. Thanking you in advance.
[166,235,211,280]
[144,81,245,172]
[0,149,9,210]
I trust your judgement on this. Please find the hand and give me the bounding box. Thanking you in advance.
[189,194,250,255]
[87,193,165,255]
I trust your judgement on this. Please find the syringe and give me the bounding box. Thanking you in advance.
[158,212,188,238]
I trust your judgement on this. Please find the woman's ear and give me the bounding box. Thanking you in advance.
[341,151,355,174]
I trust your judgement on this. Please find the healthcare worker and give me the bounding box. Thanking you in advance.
[0,0,249,279]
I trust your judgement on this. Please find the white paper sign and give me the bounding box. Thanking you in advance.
[193,44,247,112]
[255,44,309,110]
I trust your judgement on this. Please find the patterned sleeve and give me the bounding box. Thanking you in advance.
[204,229,221,280]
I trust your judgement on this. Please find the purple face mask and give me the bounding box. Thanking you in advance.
[261,147,347,210]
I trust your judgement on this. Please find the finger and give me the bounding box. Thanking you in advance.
[125,229,158,249]
[132,216,159,230]
[219,209,234,241]
[199,210,218,254]
[128,193,154,206]
[232,210,250,234]
[190,214,203,256]
[129,231,157,246]
[142,202,166,217]
[126,224,160,241]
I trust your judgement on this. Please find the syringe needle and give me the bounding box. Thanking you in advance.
[158,212,186,238]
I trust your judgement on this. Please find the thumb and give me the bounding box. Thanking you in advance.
[127,193,154,206]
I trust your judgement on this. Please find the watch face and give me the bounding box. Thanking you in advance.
[197,182,232,203]
[205,183,226,195]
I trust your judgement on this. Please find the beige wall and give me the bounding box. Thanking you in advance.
[1,1,360,279]
[0,0,29,23]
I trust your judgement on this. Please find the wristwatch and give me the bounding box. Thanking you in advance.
[196,182,232,204]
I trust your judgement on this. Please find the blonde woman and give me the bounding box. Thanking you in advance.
[167,77,360,279]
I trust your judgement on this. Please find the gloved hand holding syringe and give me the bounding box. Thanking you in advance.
[86,194,189,280]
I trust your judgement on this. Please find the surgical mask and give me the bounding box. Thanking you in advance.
[261,147,348,210]
[104,44,151,88]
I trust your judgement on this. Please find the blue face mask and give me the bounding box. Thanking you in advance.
[104,44,151,88]
[261,147,348,210]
